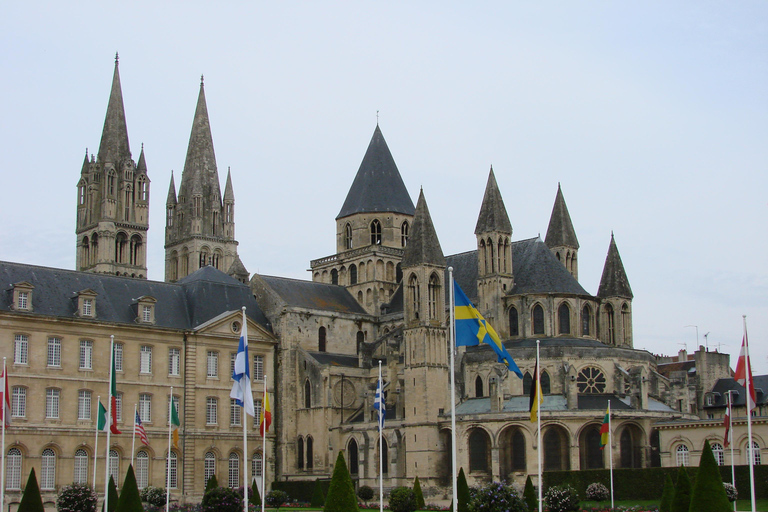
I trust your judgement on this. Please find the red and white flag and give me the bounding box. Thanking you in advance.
[723,395,732,448]
[734,332,757,412]
[134,410,149,446]
[0,366,11,427]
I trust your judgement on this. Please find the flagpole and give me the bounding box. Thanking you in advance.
[166,386,173,512]
[132,404,137,468]
[378,361,384,512]
[94,395,100,487]
[261,376,267,512]
[726,391,735,512]
[448,268,458,511]
[105,336,115,512]
[1,357,7,511]
[743,315,756,512]
[608,400,614,511]
[536,340,542,512]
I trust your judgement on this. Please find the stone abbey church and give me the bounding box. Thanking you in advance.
[1,58,752,508]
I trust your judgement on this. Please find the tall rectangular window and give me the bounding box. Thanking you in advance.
[135,452,149,489]
[140,346,152,374]
[74,450,88,484]
[230,353,237,378]
[78,390,91,420]
[17,292,28,310]
[47,337,61,367]
[115,392,123,422]
[166,453,178,489]
[12,387,26,417]
[254,399,262,429]
[6,448,21,490]
[80,340,93,369]
[14,335,28,365]
[168,348,180,376]
[142,305,151,322]
[206,397,217,425]
[114,343,124,372]
[253,355,264,381]
[139,394,151,422]
[230,399,241,426]
[207,351,218,378]
[83,298,93,316]
[46,388,60,419]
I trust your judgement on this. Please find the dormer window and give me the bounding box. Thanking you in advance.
[134,296,157,325]
[83,299,93,316]
[11,282,34,312]
[142,305,151,322]
[18,292,28,310]
[75,289,98,319]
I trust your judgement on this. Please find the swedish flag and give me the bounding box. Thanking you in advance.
[454,281,523,378]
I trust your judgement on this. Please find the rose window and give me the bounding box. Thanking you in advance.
[576,367,606,394]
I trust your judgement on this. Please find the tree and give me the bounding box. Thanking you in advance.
[18,468,44,512]
[457,467,470,512]
[356,485,373,507]
[670,466,692,512]
[57,483,98,512]
[251,479,262,507]
[323,451,359,512]
[102,476,118,512]
[388,487,418,512]
[413,476,425,509]
[659,474,675,512]
[205,475,219,492]
[115,465,143,512]
[266,490,289,509]
[139,486,167,507]
[523,476,537,512]
[468,481,527,512]
[202,487,242,512]
[688,440,732,512]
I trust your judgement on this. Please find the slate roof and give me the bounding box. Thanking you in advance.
[474,168,512,235]
[97,57,131,164]
[545,184,579,249]
[598,234,633,299]
[307,352,360,368]
[656,360,696,378]
[336,125,415,220]
[259,275,368,314]
[509,237,591,296]
[401,189,445,267]
[381,283,404,315]
[0,261,269,330]
[454,394,672,415]
[704,376,768,408]
[445,251,478,300]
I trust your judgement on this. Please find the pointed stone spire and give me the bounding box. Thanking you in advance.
[337,125,415,219]
[166,171,177,206]
[545,183,579,249]
[81,149,90,174]
[598,233,633,299]
[402,189,445,267]
[223,167,234,202]
[97,54,131,164]
[474,166,512,235]
[136,143,147,174]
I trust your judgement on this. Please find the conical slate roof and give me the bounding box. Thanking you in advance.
[223,168,234,201]
[336,125,415,220]
[475,167,512,235]
[598,234,633,299]
[166,172,177,206]
[97,55,131,164]
[80,149,90,174]
[545,184,579,249]
[136,144,148,174]
[402,189,445,267]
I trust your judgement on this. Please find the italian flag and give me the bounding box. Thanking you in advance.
[108,343,121,434]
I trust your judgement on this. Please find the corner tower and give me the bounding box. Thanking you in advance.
[597,233,633,347]
[164,77,242,282]
[310,124,415,314]
[76,55,150,279]
[545,184,579,279]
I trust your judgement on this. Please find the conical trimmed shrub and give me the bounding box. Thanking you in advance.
[18,468,44,512]
[205,474,219,492]
[523,475,537,512]
[311,478,326,507]
[102,475,118,512]
[670,466,692,512]
[251,478,262,507]
[413,476,425,509]
[323,451,359,512]
[115,465,143,512]
[659,474,674,512]
[689,440,731,512]
[457,467,470,512]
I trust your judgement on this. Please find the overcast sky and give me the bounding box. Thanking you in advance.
[2,2,766,374]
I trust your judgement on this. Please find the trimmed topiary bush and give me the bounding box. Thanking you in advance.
[468,481,527,512]
[388,487,418,512]
[723,482,737,502]
[523,476,537,512]
[266,490,289,509]
[102,476,118,512]
[323,451,359,512]
[543,484,579,512]
[413,476,425,510]
[457,467,470,512]
[140,486,167,507]
[670,466,691,512]
[689,440,731,512]
[356,485,373,506]
[205,475,219,492]
[115,465,144,512]
[57,483,98,512]
[202,486,242,512]
[18,468,44,512]
[250,480,262,507]
[585,482,609,502]
[659,474,675,512]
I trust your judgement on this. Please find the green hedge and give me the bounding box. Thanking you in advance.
[542,465,768,500]
[271,479,331,503]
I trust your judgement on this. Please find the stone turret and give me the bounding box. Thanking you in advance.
[598,233,633,347]
[545,183,579,279]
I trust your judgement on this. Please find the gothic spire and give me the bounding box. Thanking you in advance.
[598,233,633,299]
[402,189,445,267]
[97,54,131,164]
[166,171,177,206]
[223,167,234,202]
[474,166,512,235]
[136,143,147,174]
[81,149,89,174]
[336,124,415,220]
[545,183,579,249]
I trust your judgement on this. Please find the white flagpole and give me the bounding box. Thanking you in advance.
[94,395,100,487]
[378,360,384,512]
[608,400,614,511]
[727,391,735,512]
[448,268,458,511]
[131,404,137,468]
[261,375,267,512]
[1,357,7,511]
[743,316,756,512]
[536,340,542,512]
[166,386,173,512]
[104,336,115,512]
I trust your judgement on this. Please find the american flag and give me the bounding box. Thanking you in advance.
[134,410,149,446]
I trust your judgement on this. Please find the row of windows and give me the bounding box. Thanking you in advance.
[343,220,409,250]
[206,397,264,428]
[508,302,630,342]
[675,442,762,467]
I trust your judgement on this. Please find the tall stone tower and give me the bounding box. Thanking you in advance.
[597,233,633,347]
[76,55,150,279]
[164,77,243,282]
[310,124,415,313]
[400,189,449,486]
[544,184,579,280]
[474,167,513,333]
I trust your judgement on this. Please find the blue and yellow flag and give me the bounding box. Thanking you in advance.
[454,281,523,378]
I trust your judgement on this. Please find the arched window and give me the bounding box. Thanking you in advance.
[166,451,178,489]
[583,426,604,469]
[523,372,532,396]
[91,233,99,266]
[331,268,339,285]
[350,264,358,285]
[581,305,591,336]
[348,439,359,475]
[304,380,312,408]
[318,327,326,352]
[401,221,409,247]
[512,430,526,471]
[468,429,490,473]
[619,428,642,468]
[676,445,689,466]
[306,437,314,469]
[605,304,615,344]
[558,303,570,334]
[532,304,545,335]
[204,452,216,486]
[6,448,21,490]
[479,240,486,274]
[621,303,631,345]
[475,376,484,397]
[41,448,56,490]
[74,449,88,484]
[541,371,551,395]
[710,443,724,466]
[509,307,519,336]
[381,437,389,474]
[345,224,353,249]
[115,232,128,264]
[297,437,304,470]
[408,275,420,319]
[81,237,90,268]
[228,453,239,488]
[396,263,402,283]
[543,429,569,471]
[747,441,761,466]
[356,331,365,354]
[136,451,149,489]
[109,449,120,485]
[253,452,263,478]
[130,235,142,266]
[370,219,382,245]
[428,274,440,319]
